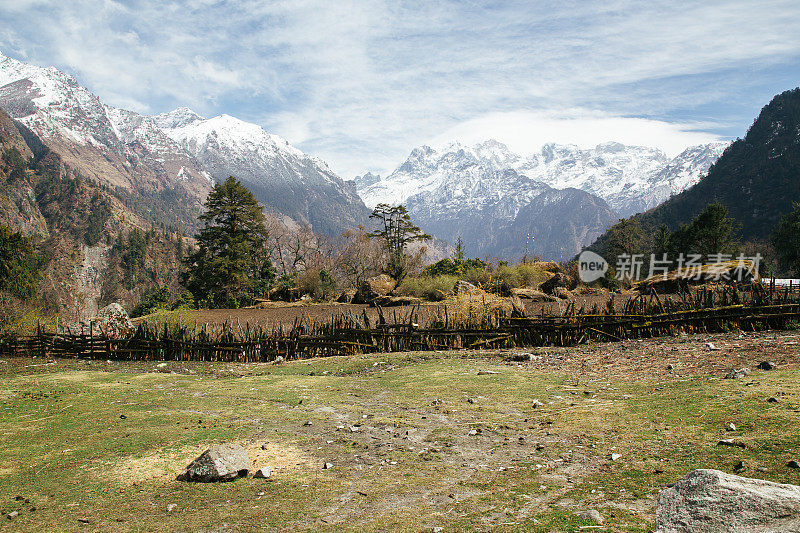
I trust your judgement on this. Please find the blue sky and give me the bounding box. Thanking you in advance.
[1,0,799,176]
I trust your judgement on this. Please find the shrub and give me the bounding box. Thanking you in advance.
[463,265,492,288]
[131,286,172,317]
[297,269,338,301]
[395,276,424,298]
[421,275,457,301]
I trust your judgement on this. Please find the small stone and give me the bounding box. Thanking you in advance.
[767,397,779,403]
[274,356,285,364]
[734,461,745,472]
[575,509,604,524]
[323,462,333,469]
[7,511,18,519]
[717,439,746,449]
[727,423,736,431]
[477,370,500,375]
[467,398,476,404]
[303,421,312,426]
[788,460,800,469]
[261,444,269,450]
[666,363,675,370]
[532,399,543,408]
[707,342,720,351]
[611,453,622,461]
[120,414,127,419]
[78,518,90,524]
[725,368,750,379]
[758,361,776,370]
[468,429,478,436]
[349,425,360,432]
[156,362,168,369]
[254,466,271,478]
[166,504,177,513]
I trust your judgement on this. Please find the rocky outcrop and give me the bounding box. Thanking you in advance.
[655,469,800,533]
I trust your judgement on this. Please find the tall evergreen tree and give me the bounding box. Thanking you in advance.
[183,177,273,306]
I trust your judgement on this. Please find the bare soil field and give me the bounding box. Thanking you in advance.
[1,329,798,531]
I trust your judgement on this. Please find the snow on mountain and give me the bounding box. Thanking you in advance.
[0,51,212,227]
[359,140,728,217]
[154,109,369,236]
[365,143,619,260]
[354,139,728,259]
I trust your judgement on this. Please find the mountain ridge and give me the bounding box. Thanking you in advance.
[357,139,727,217]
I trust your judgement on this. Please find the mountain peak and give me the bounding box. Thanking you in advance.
[152,107,204,130]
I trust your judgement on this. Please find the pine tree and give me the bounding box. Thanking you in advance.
[183,177,273,306]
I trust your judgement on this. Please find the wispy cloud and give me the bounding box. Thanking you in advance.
[1,0,799,174]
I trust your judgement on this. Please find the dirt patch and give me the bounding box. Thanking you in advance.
[106,439,315,485]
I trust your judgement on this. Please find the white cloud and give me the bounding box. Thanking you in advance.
[432,110,722,158]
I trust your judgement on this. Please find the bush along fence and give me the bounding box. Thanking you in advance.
[3,284,800,362]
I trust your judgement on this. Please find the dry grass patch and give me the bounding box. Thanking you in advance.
[107,439,315,486]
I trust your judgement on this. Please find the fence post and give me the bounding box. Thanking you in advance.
[89,321,93,360]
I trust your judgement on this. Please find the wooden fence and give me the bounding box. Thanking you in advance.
[3,285,800,362]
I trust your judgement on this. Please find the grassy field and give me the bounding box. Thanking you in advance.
[1,332,799,531]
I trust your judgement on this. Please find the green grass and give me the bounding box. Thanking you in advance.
[0,352,797,531]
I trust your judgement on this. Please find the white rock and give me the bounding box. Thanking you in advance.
[655,469,800,533]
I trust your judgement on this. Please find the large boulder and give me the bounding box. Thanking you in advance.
[177,444,249,482]
[93,303,134,339]
[453,280,483,296]
[352,274,397,304]
[655,469,800,533]
[539,272,575,295]
[269,285,301,302]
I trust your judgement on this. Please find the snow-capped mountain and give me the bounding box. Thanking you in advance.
[0,51,368,237]
[358,143,618,259]
[0,50,212,225]
[358,139,728,217]
[153,108,369,236]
